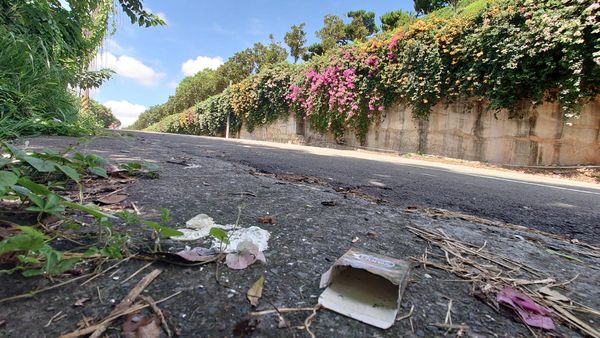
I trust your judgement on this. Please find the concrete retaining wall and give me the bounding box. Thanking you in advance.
[239,99,600,165]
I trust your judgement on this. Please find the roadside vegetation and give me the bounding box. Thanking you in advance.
[0,0,160,139]
[137,0,600,145]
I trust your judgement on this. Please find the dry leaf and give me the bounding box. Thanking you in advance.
[233,319,259,337]
[175,247,217,262]
[247,276,265,307]
[73,298,90,307]
[538,286,570,302]
[257,215,276,224]
[96,194,128,205]
[225,241,266,270]
[122,313,161,338]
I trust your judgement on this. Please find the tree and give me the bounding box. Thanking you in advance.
[413,0,447,15]
[380,10,417,31]
[302,43,325,61]
[90,100,120,128]
[316,14,347,51]
[345,10,377,42]
[284,23,307,63]
[0,0,163,137]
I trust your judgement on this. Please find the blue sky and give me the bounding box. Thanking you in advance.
[94,0,413,126]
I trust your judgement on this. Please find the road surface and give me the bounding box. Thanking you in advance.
[133,131,600,244]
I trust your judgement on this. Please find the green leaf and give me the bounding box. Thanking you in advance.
[26,193,45,208]
[0,227,47,255]
[57,164,80,182]
[0,171,18,187]
[61,201,117,219]
[22,268,44,277]
[0,158,10,168]
[17,178,51,196]
[21,156,56,172]
[209,227,230,244]
[89,166,107,178]
[159,208,171,223]
[3,143,24,157]
[157,226,183,237]
[143,220,161,231]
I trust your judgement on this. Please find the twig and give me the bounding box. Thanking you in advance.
[121,261,153,284]
[96,286,104,304]
[303,304,321,338]
[0,272,95,304]
[141,296,172,338]
[396,305,415,321]
[59,291,182,338]
[131,201,141,215]
[81,257,130,286]
[431,323,469,330]
[229,191,257,197]
[89,268,162,338]
[44,311,64,327]
[444,299,453,325]
[249,307,316,316]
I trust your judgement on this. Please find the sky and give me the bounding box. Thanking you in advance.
[93,0,413,127]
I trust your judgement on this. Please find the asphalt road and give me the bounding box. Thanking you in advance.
[132,131,600,244]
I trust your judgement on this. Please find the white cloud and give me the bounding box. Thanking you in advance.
[95,52,165,86]
[103,38,126,54]
[181,56,224,76]
[103,100,146,128]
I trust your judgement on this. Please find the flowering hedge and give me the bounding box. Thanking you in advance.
[146,89,241,135]
[148,0,600,143]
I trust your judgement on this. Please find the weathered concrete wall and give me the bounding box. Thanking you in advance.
[239,99,600,165]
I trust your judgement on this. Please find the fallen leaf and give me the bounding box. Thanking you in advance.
[175,247,218,262]
[73,298,90,307]
[247,276,265,307]
[122,313,161,338]
[366,231,378,237]
[96,194,128,205]
[107,164,125,174]
[321,201,336,206]
[233,319,259,337]
[277,315,289,329]
[538,286,570,302]
[257,215,276,224]
[225,241,266,270]
[497,287,555,330]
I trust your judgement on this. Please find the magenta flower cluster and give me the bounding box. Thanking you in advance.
[287,52,385,123]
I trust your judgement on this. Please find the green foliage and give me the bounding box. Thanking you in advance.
[89,99,121,128]
[380,10,417,31]
[316,15,347,50]
[284,23,307,63]
[209,227,229,245]
[345,10,378,42]
[131,37,288,130]
[146,0,599,146]
[414,0,449,15]
[0,0,161,139]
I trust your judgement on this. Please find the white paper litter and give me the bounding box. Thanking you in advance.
[212,226,270,253]
[170,215,271,250]
[170,214,234,241]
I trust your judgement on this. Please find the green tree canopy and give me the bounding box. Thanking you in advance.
[380,10,417,31]
[345,10,378,42]
[413,0,448,15]
[316,14,347,51]
[284,23,307,63]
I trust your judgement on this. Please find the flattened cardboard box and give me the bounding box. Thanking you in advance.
[318,248,411,329]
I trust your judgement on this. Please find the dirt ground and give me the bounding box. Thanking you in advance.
[0,133,598,338]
